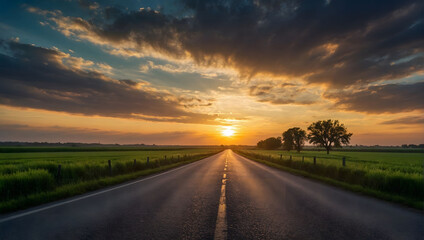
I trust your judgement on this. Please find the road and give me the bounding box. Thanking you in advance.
[0,150,422,239]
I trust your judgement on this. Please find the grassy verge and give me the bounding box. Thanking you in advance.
[0,151,221,213]
[234,150,423,210]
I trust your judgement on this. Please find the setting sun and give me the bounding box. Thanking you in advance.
[221,127,235,137]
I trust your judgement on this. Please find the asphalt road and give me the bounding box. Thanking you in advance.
[0,150,422,239]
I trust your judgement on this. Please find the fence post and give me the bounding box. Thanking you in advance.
[108,160,112,175]
[178,155,180,161]
[147,157,150,164]
[165,155,167,161]
[280,154,282,160]
[290,155,292,161]
[302,156,304,163]
[133,159,136,167]
[313,156,316,165]
[57,164,61,181]
[342,157,346,166]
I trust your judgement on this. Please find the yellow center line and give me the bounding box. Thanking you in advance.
[214,151,228,240]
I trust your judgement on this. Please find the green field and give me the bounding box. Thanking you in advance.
[0,147,222,213]
[236,149,424,209]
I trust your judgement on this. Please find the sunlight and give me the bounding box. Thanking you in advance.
[221,126,236,137]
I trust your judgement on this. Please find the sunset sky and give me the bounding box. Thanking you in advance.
[0,0,423,145]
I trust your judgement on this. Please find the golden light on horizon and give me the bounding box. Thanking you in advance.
[221,126,236,137]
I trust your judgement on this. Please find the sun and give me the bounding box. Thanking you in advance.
[221,126,235,137]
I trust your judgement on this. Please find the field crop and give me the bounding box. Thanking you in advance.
[0,147,222,212]
[235,149,424,209]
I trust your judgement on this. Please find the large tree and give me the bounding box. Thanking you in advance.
[282,127,307,152]
[257,137,282,150]
[282,130,294,151]
[307,120,352,154]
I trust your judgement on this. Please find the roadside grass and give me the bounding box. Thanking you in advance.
[0,148,222,213]
[235,149,424,210]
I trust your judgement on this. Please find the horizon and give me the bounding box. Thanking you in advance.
[1,141,423,148]
[1,0,423,145]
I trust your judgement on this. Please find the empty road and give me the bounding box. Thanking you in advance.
[0,150,422,239]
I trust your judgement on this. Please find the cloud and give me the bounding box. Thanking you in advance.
[0,124,212,144]
[381,116,424,125]
[0,40,216,124]
[248,81,320,105]
[324,82,424,113]
[28,0,424,87]
[139,60,235,78]
[78,0,99,10]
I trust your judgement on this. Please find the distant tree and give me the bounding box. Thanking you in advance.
[257,137,282,150]
[307,119,352,154]
[282,127,307,152]
[257,140,264,148]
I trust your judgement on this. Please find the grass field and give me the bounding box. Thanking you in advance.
[0,147,222,213]
[235,149,424,209]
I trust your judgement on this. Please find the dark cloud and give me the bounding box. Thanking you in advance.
[34,0,424,86]
[0,40,215,124]
[78,0,99,10]
[381,116,424,125]
[249,85,273,96]
[249,82,318,105]
[325,82,424,113]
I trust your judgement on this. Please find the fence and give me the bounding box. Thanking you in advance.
[0,153,214,202]
[52,154,204,182]
[234,150,423,200]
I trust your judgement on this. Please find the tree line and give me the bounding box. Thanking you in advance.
[257,119,353,154]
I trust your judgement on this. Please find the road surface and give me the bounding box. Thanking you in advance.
[0,150,422,239]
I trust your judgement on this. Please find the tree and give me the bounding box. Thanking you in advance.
[307,119,352,154]
[257,137,282,150]
[282,127,307,152]
[282,130,294,151]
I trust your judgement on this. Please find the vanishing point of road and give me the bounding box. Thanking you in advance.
[0,150,422,239]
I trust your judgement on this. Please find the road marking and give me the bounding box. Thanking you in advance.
[0,153,222,223]
[214,153,228,240]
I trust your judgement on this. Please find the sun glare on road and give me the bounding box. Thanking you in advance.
[221,126,235,137]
